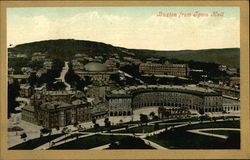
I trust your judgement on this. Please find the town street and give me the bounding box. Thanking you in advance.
[55,61,71,90]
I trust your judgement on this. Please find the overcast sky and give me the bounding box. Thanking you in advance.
[7,7,240,50]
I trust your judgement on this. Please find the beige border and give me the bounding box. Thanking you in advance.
[0,1,249,159]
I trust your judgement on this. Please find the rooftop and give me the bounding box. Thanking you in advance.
[84,62,108,72]
[40,101,72,111]
[22,105,35,112]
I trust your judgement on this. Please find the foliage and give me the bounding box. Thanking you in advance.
[140,114,149,125]
[8,80,21,118]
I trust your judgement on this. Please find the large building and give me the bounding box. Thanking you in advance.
[36,101,90,129]
[75,62,118,85]
[106,90,133,117]
[106,85,224,116]
[23,88,92,128]
[139,61,190,77]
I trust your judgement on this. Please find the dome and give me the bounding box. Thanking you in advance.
[84,62,108,72]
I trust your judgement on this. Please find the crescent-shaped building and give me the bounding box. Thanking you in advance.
[106,85,223,117]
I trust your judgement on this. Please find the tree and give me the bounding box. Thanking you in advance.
[104,118,111,128]
[8,79,21,118]
[140,114,149,126]
[92,118,96,124]
[94,123,100,130]
[154,123,159,130]
[149,112,155,119]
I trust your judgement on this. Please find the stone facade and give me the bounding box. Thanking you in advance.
[21,105,36,124]
[222,97,240,112]
[37,101,90,129]
[139,61,190,77]
[106,85,223,114]
[158,106,191,119]
[106,93,132,116]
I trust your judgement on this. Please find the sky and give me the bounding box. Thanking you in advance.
[7,7,240,50]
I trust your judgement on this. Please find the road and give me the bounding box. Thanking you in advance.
[55,61,71,90]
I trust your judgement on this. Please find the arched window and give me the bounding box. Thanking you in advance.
[123,111,127,116]
[110,112,113,116]
[114,112,118,116]
[127,111,131,115]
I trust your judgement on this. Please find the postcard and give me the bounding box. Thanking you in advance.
[0,0,249,159]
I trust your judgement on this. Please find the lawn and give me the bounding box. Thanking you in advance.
[9,134,64,150]
[56,133,84,143]
[179,120,240,130]
[202,130,240,136]
[146,120,240,149]
[49,134,129,150]
[113,124,169,133]
[84,124,128,132]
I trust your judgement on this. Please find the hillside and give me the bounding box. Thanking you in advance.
[8,39,240,68]
[128,48,240,68]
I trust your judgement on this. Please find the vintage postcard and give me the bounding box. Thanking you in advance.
[0,0,249,159]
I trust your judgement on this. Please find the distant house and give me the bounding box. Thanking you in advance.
[36,68,47,77]
[226,68,238,75]
[224,77,240,87]
[72,60,84,71]
[43,61,53,70]
[8,67,15,74]
[16,54,27,58]
[139,61,190,77]
[20,84,32,97]
[32,52,46,61]
[218,65,227,71]
[21,67,33,75]
[8,74,30,83]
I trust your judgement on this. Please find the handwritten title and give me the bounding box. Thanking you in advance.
[156,11,224,18]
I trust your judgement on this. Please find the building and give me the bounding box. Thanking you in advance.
[21,67,33,75]
[30,90,76,106]
[20,84,32,97]
[106,85,224,114]
[90,101,109,120]
[21,105,36,124]
[218,65,227,71]
[139,61,190,77]
[199,82,240,98]
[106,90,133,116]
[75,62,118,85]
[43,61,53,70]
[226,67,238,75]
[158,106,191,119]
[31,52,46,61]
[72,60,84,71]
[8,74,30,84]
[223,77,240,87]
[36,101,90,129]
[36,68,47,77]
[222,96,240,112]
[8,68,15,74]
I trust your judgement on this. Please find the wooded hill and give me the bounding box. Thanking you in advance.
[8,39,240,68]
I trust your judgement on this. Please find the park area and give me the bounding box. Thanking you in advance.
[146,120,240,149]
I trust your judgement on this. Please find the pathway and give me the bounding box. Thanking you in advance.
[55,61,71,90]
[187,128,240,139]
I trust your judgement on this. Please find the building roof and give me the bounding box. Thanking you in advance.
[107,85,221,98]
[20,84,31,89]
[40,101,72,111]
[9,74,30,79]
[22,105,35,112]
[84,62,108,72]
